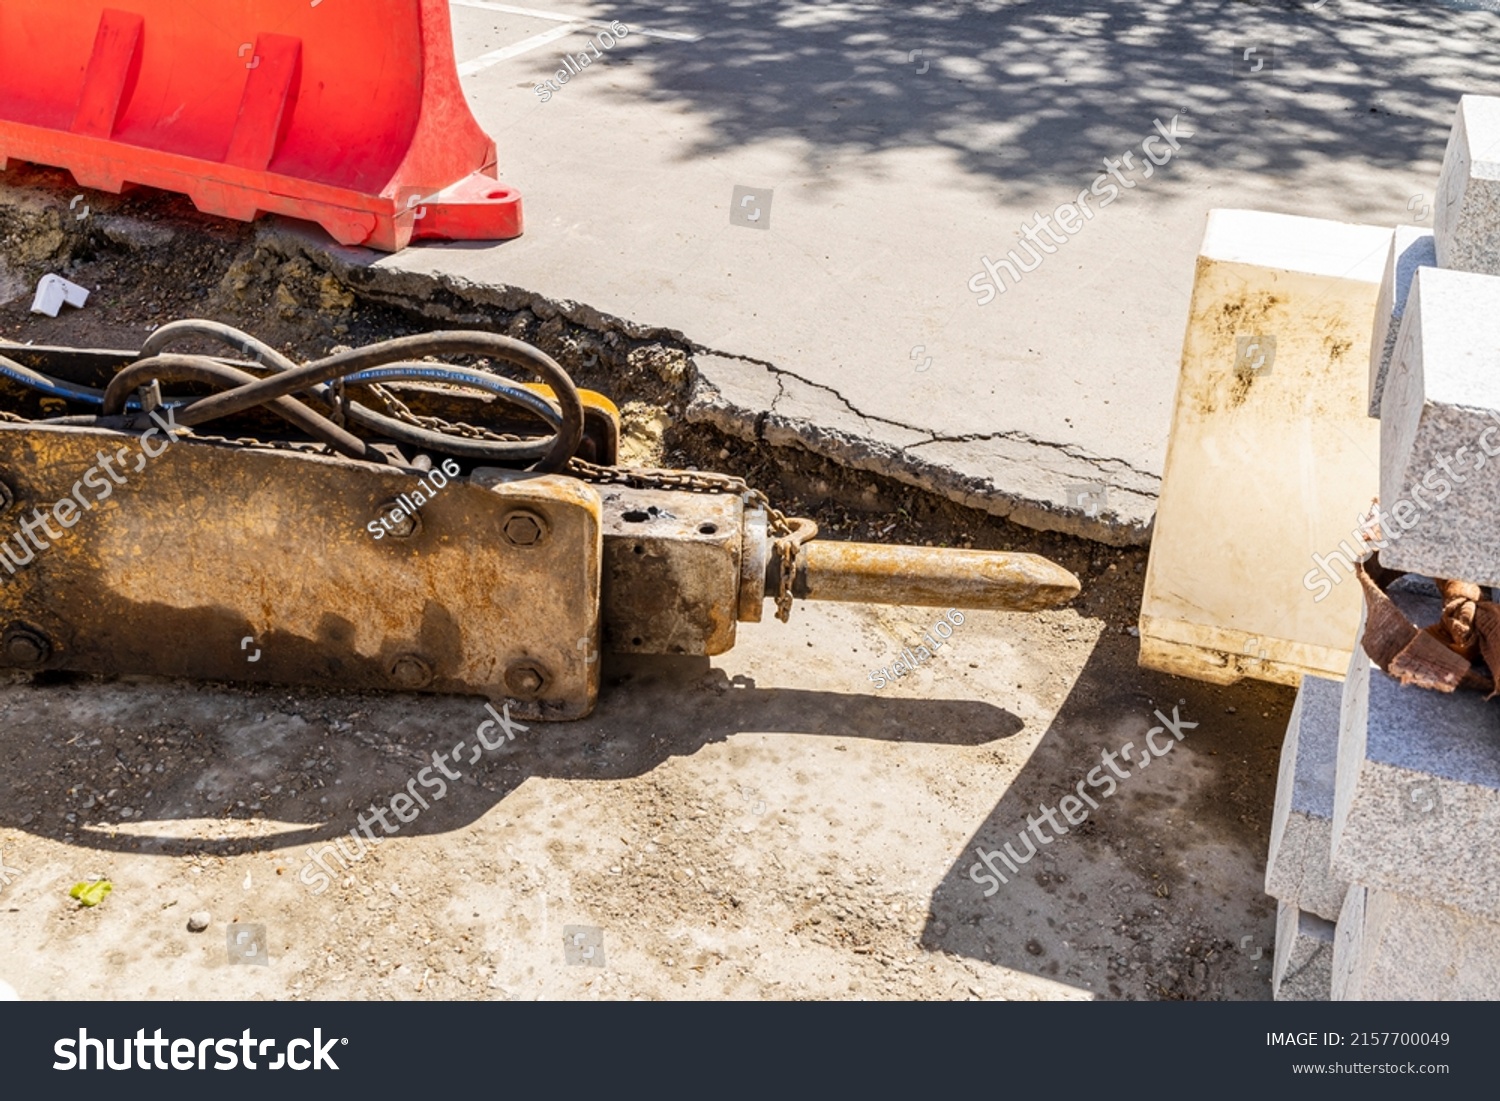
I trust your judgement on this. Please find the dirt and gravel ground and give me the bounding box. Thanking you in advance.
[0,175,1292,1000]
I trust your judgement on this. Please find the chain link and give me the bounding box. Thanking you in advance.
[367,382,530,443]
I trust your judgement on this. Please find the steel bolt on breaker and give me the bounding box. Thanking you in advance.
[0,325,1081,719]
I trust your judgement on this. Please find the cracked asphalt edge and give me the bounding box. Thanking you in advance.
[263,221,1157,547]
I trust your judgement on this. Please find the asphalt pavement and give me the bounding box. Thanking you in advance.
[335,0,1500,544]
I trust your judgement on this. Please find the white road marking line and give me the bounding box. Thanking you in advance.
[457,22,584,76]
[451,0,703,42]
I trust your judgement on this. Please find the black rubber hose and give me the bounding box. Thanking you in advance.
[0,353,133,407]
[102,354,392,464]
[129,345,564,462]
[141,324,567,420]
[110,328,586,472]
[172,333,584,473]
[139,319,299,373]
[138,323,564,460]
[147,324,554,460]
[335,364,562,461]
[143,321,562,426]
[340,364,562,427]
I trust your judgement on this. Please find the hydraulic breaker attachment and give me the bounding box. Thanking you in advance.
[0,325,1081,719]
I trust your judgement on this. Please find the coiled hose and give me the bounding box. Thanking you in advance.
[3,321,587,473]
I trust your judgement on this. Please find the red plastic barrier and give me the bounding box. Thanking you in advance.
[0,0,522,251]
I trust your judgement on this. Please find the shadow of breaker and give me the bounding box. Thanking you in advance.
[0,653,1026,862]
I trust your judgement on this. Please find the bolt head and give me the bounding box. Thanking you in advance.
[505,662,547,697]
[3,628,49,666]
[388,655,433,689]
[376,500,420,539]
[502,511,546,547]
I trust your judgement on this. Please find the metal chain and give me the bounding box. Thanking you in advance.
[366,382,528,443]
[173,430,330,454]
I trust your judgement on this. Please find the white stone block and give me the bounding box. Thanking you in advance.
[1377,265,1500,586]
[1436,94,1500,275]
[1333,883,1500,1000]
[1368,226,1434,417]
[1331,882,1366,1002]
[1273,899,1334,1001]
[1332,578,1500,920]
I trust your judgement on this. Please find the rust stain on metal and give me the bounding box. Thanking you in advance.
[0,425,601,719]
[600,488,742,656]
[0,337,1088,720]
[789,542,1080,613]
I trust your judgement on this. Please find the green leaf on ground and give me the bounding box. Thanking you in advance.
[69,880,112,907]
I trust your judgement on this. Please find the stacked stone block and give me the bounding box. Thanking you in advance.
[1265,94,1500,1000]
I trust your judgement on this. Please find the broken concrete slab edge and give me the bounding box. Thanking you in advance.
[686,376,1152,548]
[266,225,1156,547]
[0,189,1155,548]
[690,343,1159,489]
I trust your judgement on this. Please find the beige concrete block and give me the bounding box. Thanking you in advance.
[1139,209,1388,685]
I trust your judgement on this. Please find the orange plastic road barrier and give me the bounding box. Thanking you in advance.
[0,1,522,251]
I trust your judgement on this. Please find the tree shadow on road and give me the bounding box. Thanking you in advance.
[610,0,1500,209]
